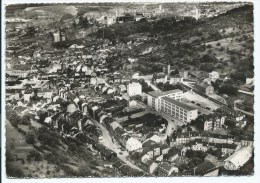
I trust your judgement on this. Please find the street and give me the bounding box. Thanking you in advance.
[90,118,143,171]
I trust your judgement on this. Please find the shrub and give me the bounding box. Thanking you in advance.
[26,133,35,145]
[46,170,51,175]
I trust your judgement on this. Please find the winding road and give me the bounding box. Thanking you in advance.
[89,117,143,171]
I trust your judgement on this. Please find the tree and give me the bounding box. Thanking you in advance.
[21,158,25,165]
[211,79,223,90]
[78,163,92,177]
[218,85,238,95]
[187,126,192,132]
[185,149,194,158]
[230,72,246,83]
[68,142,78,152]
[177,127,182,133]
[7,109,21,128]
[21,114,31,126]
[26,133,35,145]
[6,163,24,177]
[200,54,218,63]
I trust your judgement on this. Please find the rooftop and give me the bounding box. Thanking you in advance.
[147,89,183,98]
[162,96,197,111]
[224,145,253,169]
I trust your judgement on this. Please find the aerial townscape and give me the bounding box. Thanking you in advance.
[5,2,254,178]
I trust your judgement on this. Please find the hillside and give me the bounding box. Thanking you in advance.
[6,106,121,178]
[94,5,253,79]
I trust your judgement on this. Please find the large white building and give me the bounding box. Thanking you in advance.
[147,89,183,111]
[127,82,142,96]
[160,97,198,123]
[147,89,198,123]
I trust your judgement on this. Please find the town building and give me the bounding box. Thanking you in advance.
[168,75,184,85]
[127,82,142,96]
[217,107,245,122]
[125,137,142,152]
[147,89,197,123]
[53,31,60,43]
[157,162,178,176]
[246,78,254,85]
[160,96,198,123]
[209,71,219,82]
[147,89,183,111]
[154,72,167,84]
[203,114,226,131]
[199,83,214,96]
[224,145,253,170]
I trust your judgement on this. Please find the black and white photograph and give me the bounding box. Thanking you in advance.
[1,0,258,181]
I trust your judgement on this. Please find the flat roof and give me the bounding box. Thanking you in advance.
[148,89,183,98]
[162,97,197,111]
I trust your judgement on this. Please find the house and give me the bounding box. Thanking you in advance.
[203,113,226,131]
[199,82,214,96]
[219,143,240,156]
[224,145,253,170]
[204,153,218,164]
[157,162,178,176]
[208,133,234,144]
[43,89,53,99]
[103,161,113,168]
[113,159,125,172]
[240,135,253,147]
[217,107,245,122]
[209,71,219,82]
[141,153,153,163]
[164,147,180,162]
[142,140,161,157]
[24,90,33,102]
[182,161,218,176]
[179,71,189,79]
[118,84,127,92]
[143,160,158,174]
[161,143,170,155]
[168,74,183,85]
[125,137,142,152]
[154,72,167,84]
[246,78,254,85]
[191,139,208,152]
[155,155,163,162]
[128,99,138,107]
[127,82,142,96]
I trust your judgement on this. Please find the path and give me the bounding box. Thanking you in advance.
[238,90,254,96]
[145,80,161,91]
[234,107,254,117]
[90,118,143,171]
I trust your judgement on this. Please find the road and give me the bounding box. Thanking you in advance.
[234,107,254,117]
[90,118,143,171]
[238,90,254,96]
[145,80,161,91]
